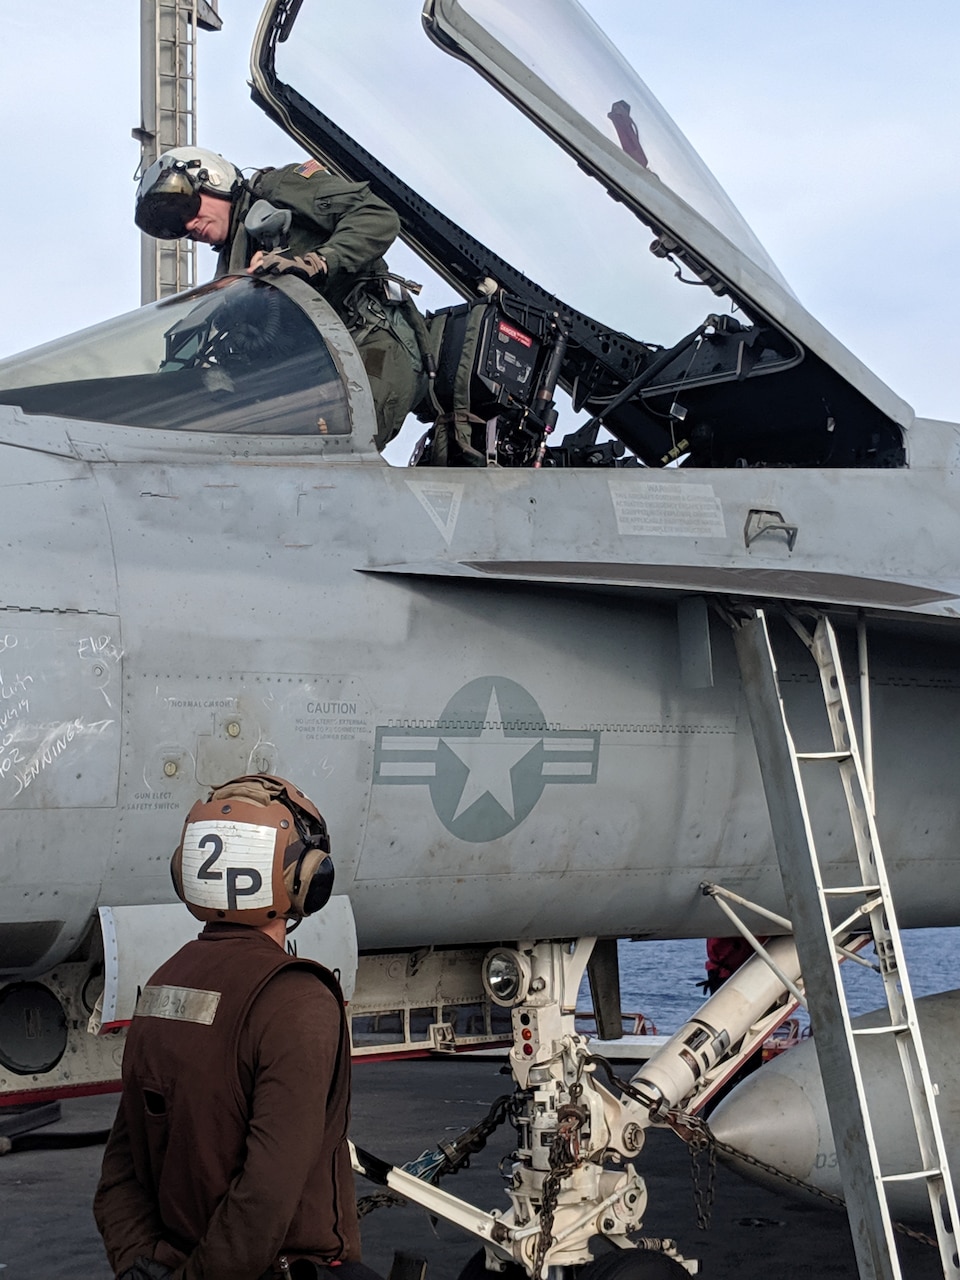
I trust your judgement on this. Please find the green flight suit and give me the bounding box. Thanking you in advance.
[216,162,421,449]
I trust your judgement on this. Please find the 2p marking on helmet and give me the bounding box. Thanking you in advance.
[171,773,334,925]
[182,821,277,913]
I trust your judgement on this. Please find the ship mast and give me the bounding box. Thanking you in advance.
[134,0,222,303]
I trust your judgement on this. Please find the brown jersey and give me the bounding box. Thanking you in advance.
[94,923,360,1279]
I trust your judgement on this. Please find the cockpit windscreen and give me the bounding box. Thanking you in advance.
[0,277,351,435]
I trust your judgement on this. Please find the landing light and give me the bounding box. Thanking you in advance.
[482,948,531,1007]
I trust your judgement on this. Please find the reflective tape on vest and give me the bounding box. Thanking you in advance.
[137,984,222,1025]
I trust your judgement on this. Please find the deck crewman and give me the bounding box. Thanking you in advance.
[94,772,385,1280]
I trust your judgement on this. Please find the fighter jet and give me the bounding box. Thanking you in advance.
[0,2,957,1277]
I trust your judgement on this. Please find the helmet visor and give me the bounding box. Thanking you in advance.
[135,169,202,239]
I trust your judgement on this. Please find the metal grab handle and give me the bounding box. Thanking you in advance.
[744,508,798,551]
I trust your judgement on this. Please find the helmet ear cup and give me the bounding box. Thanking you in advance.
[171,843,185,902]
[281,797,333,919]
[285,848,335,917]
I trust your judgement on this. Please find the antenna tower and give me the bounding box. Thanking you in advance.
[135,1,222,303]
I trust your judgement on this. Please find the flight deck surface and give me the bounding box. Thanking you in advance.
[0,1059,941,1278]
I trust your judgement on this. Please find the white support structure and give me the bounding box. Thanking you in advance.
[136,0,221,303]
[734,608,960,1280]
[352,938,699,1278]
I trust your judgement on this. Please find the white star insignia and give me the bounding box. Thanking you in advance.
[441,686,542,821]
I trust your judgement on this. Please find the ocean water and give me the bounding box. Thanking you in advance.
[591,928,959,1036]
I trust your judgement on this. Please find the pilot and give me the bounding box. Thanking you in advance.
[93,773,383,1280]
[134,146,424,450]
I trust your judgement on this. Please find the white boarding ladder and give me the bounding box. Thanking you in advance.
[734,608,959,1280]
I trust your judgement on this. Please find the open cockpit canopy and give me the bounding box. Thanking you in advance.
[252,0,910,468]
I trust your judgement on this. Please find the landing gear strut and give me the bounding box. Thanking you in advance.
[353,938,697,1277]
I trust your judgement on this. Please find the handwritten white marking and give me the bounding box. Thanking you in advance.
[0,698,28,733]
[0,670,34,701]
[78,635,123,664]
[11,718,114,797]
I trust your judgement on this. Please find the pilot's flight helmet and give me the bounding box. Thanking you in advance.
[135,146,241,240]
[171,774,334,926]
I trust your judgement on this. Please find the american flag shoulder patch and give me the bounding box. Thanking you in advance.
[295,159,326,178]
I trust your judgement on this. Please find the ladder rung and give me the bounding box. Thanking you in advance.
[822,885,881,896]
[741,613,960,1266]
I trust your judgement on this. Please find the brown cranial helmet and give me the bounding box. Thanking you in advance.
[171,774,333,925]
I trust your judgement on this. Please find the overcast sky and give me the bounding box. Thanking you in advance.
[2,1,957,424]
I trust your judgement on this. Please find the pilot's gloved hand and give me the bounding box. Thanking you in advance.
[253,250,328,280]
[117,1257,173,1280]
